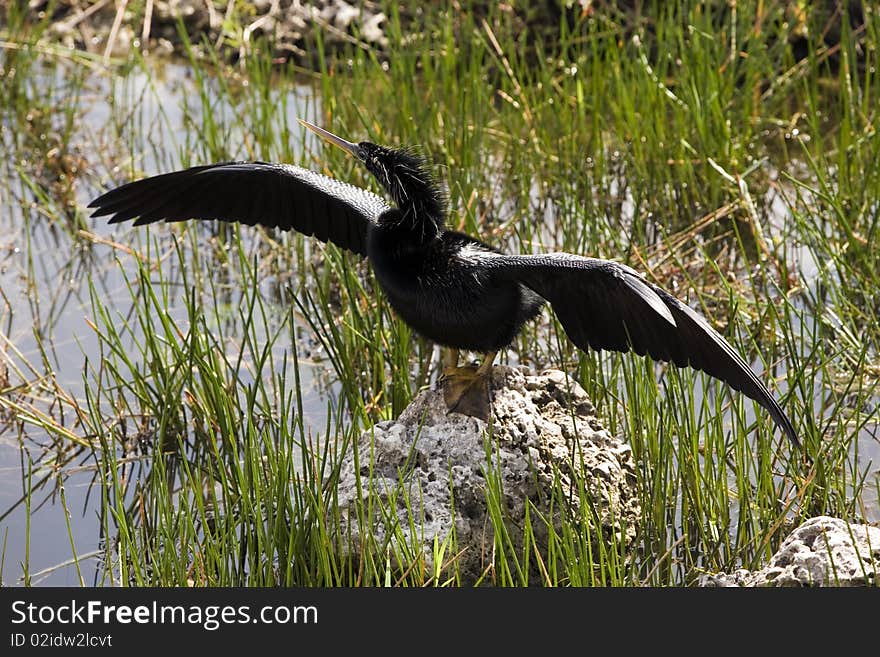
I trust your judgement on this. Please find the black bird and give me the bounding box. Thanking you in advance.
[89,119,799,447]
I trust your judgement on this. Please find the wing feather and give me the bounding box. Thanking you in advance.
[89,162,391,256]
[481,251,798,446]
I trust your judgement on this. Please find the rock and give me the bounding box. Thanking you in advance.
[25,0,392,64]
[360,12,388,46]
[327,1,360,30]
[700,516,880,587]
[332,365,641,583]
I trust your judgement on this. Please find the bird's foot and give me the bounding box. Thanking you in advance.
[441,365,492,421]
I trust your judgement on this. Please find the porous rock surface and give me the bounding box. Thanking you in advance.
[332,365,640,583]
[701,516,879,587]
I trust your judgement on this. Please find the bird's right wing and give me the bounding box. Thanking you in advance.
[478,251,798,446]
[89,162,392,256]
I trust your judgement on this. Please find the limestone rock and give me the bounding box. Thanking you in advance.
[332,366,641,583]
[701,516,880,587]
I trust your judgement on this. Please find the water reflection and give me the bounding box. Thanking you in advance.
[0,58,331,585]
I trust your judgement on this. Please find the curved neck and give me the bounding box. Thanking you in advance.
[378,206,441,245]
[385,180,445,226]
[364,146,446,238]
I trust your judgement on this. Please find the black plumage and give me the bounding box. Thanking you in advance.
[89,119,799,447]
[96,162,386,255]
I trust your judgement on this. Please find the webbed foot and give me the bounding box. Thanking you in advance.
[441,364,493,421]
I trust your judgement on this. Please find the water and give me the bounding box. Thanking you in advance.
[0,59,335,585]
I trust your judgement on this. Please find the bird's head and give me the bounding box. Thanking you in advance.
[299,119,445,229]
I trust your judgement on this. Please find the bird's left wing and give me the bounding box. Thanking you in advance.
[89,162,391,256]
[478,251,798,446]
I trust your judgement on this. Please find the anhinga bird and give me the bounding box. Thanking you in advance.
[89,119,799,447]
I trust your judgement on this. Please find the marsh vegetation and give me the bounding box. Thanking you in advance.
[0,1,877,585]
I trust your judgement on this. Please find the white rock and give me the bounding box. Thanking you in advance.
[360,12,387,46]
[701,516,880,587]
[332,366,640,583]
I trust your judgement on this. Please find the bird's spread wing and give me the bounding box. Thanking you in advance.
[89,162,391,256]
[479,251,798,446]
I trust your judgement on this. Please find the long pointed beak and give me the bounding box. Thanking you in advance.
[298,118,361,159]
